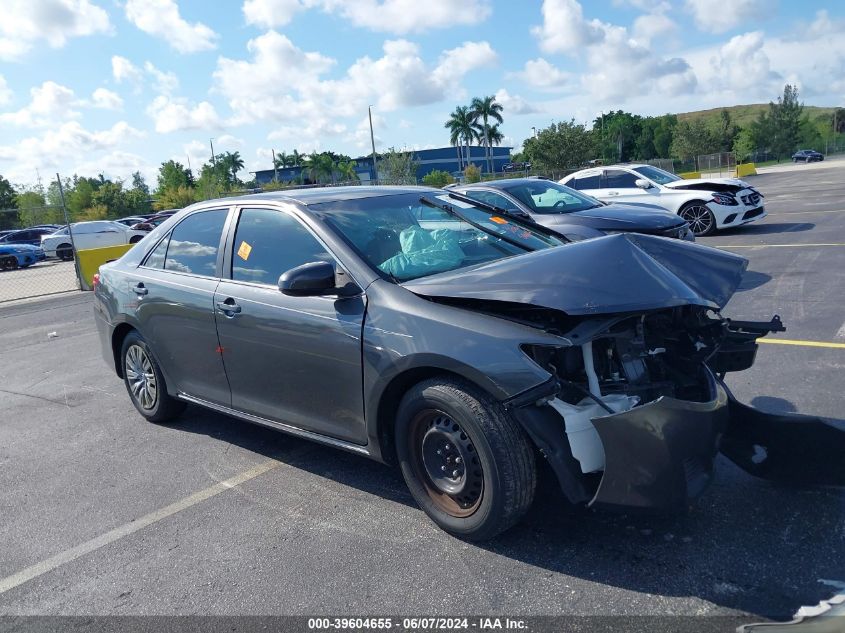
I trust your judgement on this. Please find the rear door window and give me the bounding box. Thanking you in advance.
[163,209,228,277]
[230,208,333,286]
[571,174,600,190]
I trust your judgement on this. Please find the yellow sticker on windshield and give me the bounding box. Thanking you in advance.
[237,240,252,260]
[490,216,508,224]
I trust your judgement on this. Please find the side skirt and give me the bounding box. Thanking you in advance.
[177,393,372,458]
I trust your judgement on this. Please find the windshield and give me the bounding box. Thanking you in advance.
[313,192,565,282]
[497,180,602,214]
[633,165,681,185]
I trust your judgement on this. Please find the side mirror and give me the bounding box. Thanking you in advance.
[634,179,652,190]
[279,261,337,296]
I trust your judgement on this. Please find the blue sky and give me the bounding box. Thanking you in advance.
[1,0,843,187]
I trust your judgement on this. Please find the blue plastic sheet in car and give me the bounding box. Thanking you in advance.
[378,226,465,280]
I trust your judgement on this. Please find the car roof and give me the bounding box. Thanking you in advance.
[199,185,437,208]
[456,178,556,190]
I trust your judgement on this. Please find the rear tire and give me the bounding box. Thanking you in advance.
[395,377,536,541]
[0,255,18,271]
[129,235,143,244]
[57,244,74,261]
[679,201,716,237]
[120,331,186,423]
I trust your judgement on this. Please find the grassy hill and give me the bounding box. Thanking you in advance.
[677,104,836,128]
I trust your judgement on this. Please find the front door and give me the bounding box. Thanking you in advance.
[214,207,367,444]
[601,169,655,205]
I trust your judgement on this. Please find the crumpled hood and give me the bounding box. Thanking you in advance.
[664,177,749,191]
[403,233,748,316]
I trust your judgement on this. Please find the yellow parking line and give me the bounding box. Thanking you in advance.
[758,339,845,349]
[719,243,845,248]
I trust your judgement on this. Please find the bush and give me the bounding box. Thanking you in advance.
[421,170,455,188]
[464,163,481,183]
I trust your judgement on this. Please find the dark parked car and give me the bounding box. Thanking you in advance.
[448,178,694,241]
[792,149,824,162]
[0,227,58,246]
[130,212,178,231]
[94,187,844,540]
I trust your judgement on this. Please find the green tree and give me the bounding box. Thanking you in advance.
[593,111,641,162]
[156,160,194,195]
[378,148,418,185]
[524,120,595,175]
[273,151,290,169]
[670,119,719,165]
[154,185,196,210]
[336,159,358,182]
[445,105,477,171]
[301,152,335,184]
[470,95,504,174]
[91,181,132,218]
[733,128,756,163]
[67,178,98,218]
[195,161,230,200]
[464,163,481,183]
[652,115,677,158]
[715,109,740,153]
[15,188,49,227]
[421,170,455,188]
[219,151,245,185]
[768,84,804,158]
[0,175,18,229]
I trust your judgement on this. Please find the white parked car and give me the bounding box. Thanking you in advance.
[41,221,147,260]
[560,164,766,236]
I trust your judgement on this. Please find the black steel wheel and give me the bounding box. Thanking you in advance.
[679,202,717,237]
[395,377,536,540]
[120,331,186,423]
[56,244,74,261]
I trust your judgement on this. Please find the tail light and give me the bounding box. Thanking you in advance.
[92,273,100,291]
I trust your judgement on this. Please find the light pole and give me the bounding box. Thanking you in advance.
[368,105,378,183]
[271,149,279,182]
[531,126,536,138]
[209,138,216,167]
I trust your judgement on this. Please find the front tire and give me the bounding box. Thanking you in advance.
[120,331,186,423]
[679,201,717,237]
[56,244,74,261]
[129,235,143,244]
[395,377,536,541]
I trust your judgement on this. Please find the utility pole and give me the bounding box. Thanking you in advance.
[271,149,279,182]
[210,138,216,167]
[368,105,378,183]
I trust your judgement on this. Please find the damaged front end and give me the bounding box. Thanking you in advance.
[508,306,844,512]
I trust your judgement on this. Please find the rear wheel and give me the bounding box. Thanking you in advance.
[56,243,74,261]
[679,201,716,237]
[395,377,536,541]
[0,255,18,271]
[120,331,186,423]
[129,235,143,244]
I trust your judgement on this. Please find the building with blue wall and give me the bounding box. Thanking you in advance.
[253,145,512,185]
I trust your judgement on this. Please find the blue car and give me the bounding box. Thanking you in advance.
[0,243,46,270]
[0,227,57,246]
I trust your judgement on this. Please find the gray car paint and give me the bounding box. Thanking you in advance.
[94,186,845,511]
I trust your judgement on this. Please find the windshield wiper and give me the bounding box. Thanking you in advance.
[419,196,532,252]
[445,191,536,223]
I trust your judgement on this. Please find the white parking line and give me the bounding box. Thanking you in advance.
[0,459,280,595]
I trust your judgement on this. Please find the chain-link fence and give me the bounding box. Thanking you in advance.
[0,206,83,303]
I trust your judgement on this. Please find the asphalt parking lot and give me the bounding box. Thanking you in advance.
[1,164,843,626]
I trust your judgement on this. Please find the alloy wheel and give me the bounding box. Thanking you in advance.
[124,344,158,411]
[680,204,714,236]
[408,410,484,517]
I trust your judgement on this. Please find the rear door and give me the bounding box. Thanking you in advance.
[131,208,233,405]
[567,171,603,199]
[213,206,367,443]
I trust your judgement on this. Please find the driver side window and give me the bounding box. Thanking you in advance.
[463,190,519,211]
[231,208,333,286]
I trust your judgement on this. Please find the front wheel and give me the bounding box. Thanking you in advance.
[129,235,143,244]
[56,244,74,261]
[679,202,717,237]
[120,331,186,423]
[395,377,536,541]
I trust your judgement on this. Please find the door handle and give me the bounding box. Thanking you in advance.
[606,191,619,196]
[216,299,242,316]
[133,283,148,296]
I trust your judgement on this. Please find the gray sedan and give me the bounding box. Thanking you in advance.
[94,186,844,540]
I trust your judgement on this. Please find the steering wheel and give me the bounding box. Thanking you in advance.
[553,200,567,208]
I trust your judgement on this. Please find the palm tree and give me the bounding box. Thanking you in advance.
[470,95,504,174]
[302,152,334,184]
[273,151,290,169]
[336,159,358,182]
[291,149,302,166]
[220,151,245,184]
[445,106,475,171]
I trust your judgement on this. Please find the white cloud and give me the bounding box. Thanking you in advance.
[531,0,604,55]
[0,121,144,183]
[0,81,79,127]
[147,95,222,133]
[214,33,495,126]
[511,58,570,91]
[243,0,306,28]
[710,31,779,94]
[144,62,179,95]
[91,88,123,110]
[73,151,157,184]
[0,76,12,106]
[0,0,110,61]
[685,0,769,34]
[125,0,218,54]
[633,11,678,44]
[112,56,143,84]
[494,89,539,116]
[320,0,492,34]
